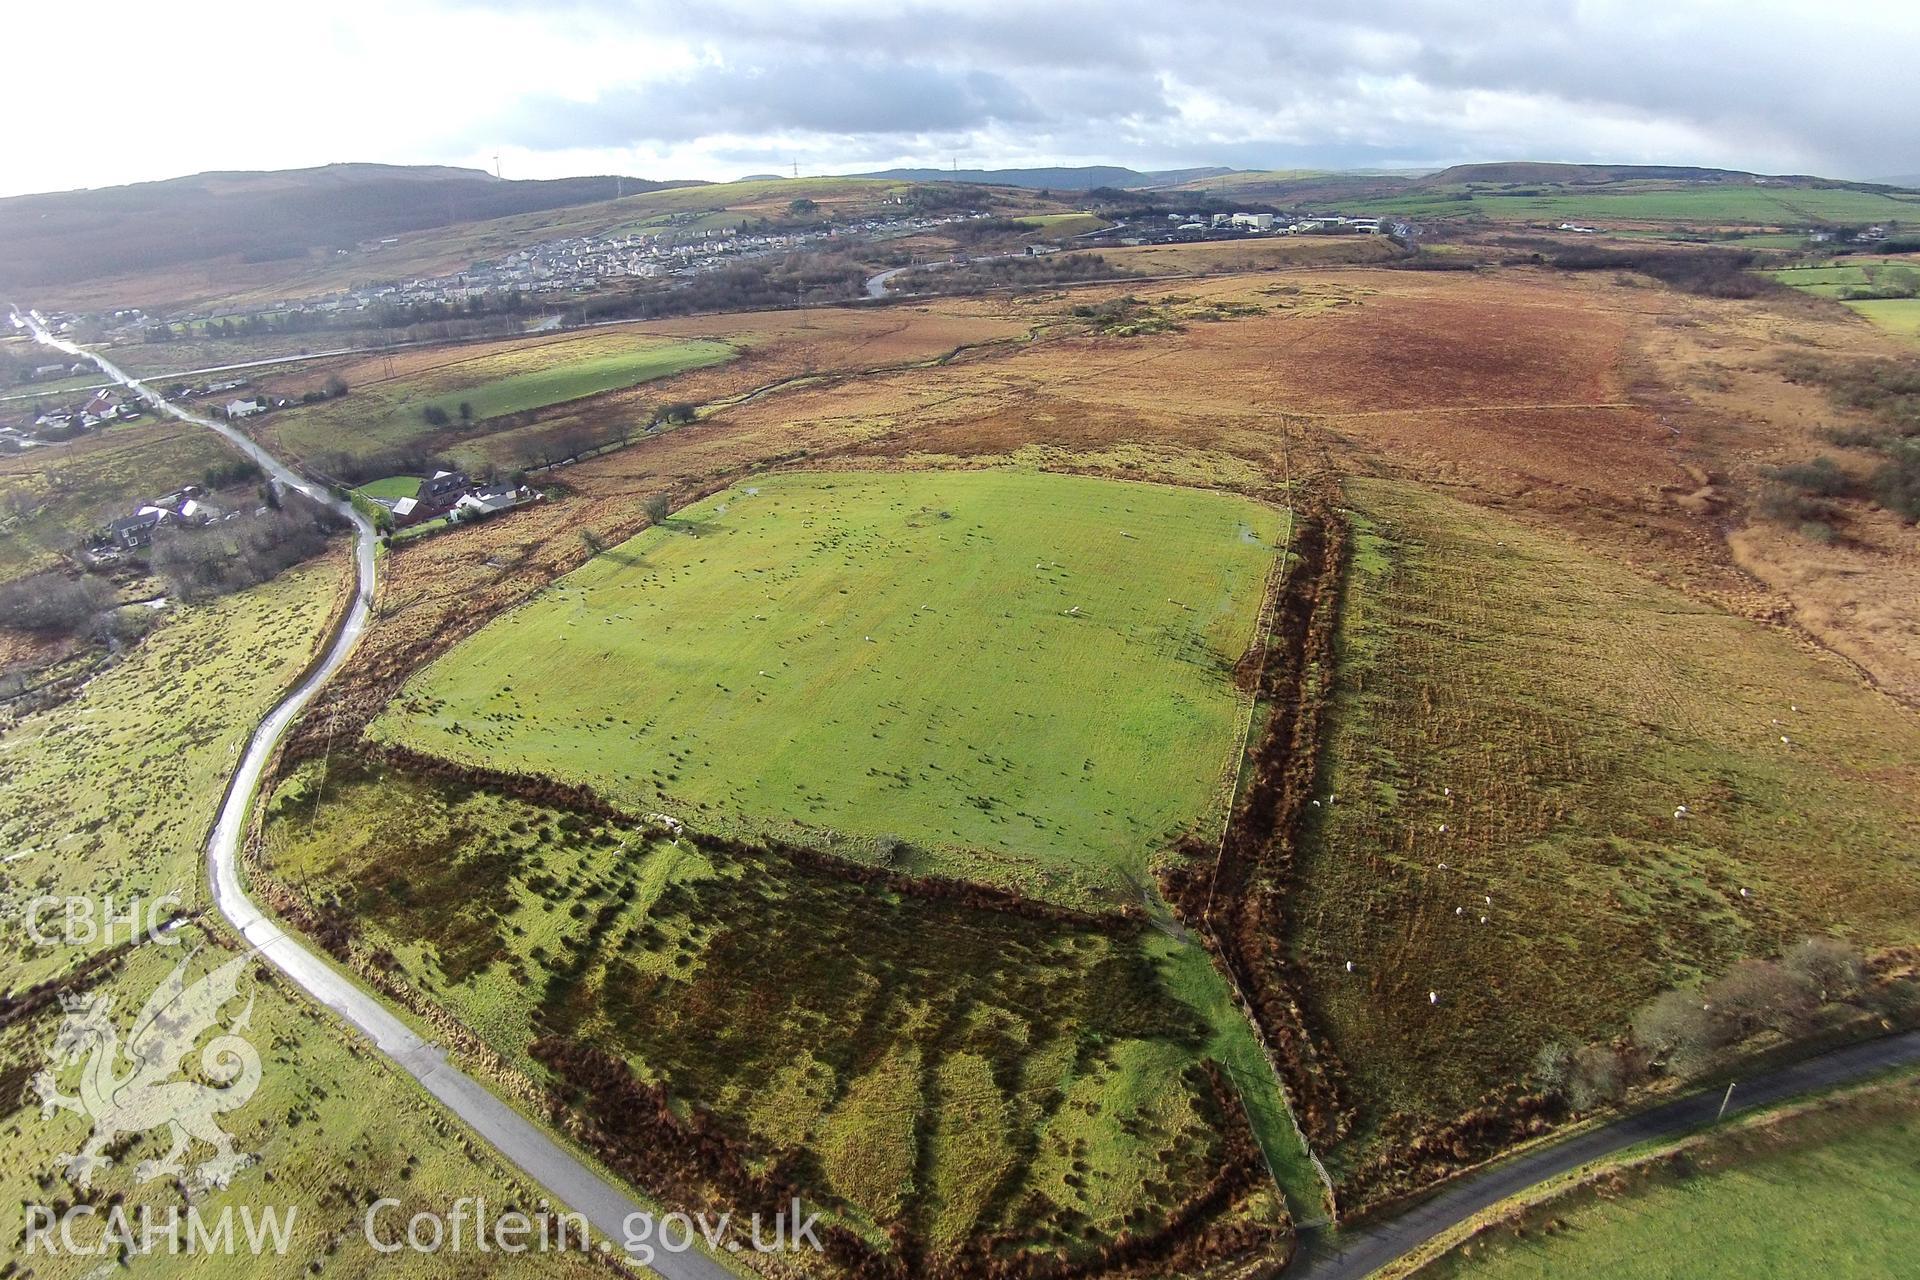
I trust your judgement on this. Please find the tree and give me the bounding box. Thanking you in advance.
[1705,959,1817,1040]
[1784,937,1866,1004]
[1632,989,1719,1074]
[1530,1041,1574,1095]
[322,374,349,398]
[421,404,451,427]
[788,198,819,216]
[1566,1044,1629,1110]
[644,493,672,524]
[458,401,474,423]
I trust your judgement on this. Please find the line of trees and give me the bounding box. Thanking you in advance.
[1533,937,1887,1111]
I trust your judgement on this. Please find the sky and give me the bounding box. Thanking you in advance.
[5,0,1918,197]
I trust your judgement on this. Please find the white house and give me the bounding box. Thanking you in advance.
[226,398,266,419]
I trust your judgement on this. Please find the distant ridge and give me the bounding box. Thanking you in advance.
[0,163,702,290]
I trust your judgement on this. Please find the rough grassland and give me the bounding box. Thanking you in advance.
[376,469,1281,903]
[258,331,732,463]
[258,757,1283,1264]
[0,931,602,1280]
[0,558,346,990]
[1297,479,1920,1174]
[1416,1074,1920,1280]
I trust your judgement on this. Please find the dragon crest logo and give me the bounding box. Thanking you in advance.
[32,950,263,1191]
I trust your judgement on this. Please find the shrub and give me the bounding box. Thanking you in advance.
[1767,455,1853,498]
[1704,959,1817,1040]
[1784,937,1866,1004]
[1871,439,1920,520]
[1566,1044,1630,1110]
[1632,989,1719,1073]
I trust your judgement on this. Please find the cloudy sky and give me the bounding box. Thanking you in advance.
[6,0,1917,197]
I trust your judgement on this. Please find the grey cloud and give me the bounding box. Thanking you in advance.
[455,0,1920,178]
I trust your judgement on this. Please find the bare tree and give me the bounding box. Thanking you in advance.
[1784,937,1866,1004]
[1705,959,1818,1039]
[1567,1044,1630,1110]
[644,493,672,524]
[1632,988,1719,1074]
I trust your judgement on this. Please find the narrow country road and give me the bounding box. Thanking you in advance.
[1290,1027,1920,1280]
[15,308,739,1280]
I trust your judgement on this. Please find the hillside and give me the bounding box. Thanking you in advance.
[3,170,1064,312]
[0,163,701,291]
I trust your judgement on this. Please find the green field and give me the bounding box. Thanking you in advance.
[376,469,1282,903]
[0,559,346,990]
[1766,263,1873,297]
[259,754,1292,1266]
[1766,263,1920,338]
[259,333,734,465]
[1014,212,1110,236]
[1298,480,1920,1192]
[1350,183,1920,226]
[1418,1076,1920,1280]
[352,474,420,500]
[1846,297,1920,336]
[419,339,732,421]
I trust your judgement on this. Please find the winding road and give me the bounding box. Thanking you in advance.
[1290,1027,1920,1279]
[15,308,737,1280]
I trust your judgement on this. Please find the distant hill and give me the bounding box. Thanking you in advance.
[1414,162,1920,193]
[0,163,702,290]
[852,165,1238,191]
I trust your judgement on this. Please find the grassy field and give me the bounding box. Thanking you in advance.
[0,558,346,990]
[1846,297,1920,336]
[258,754,1292,1265]
[1297,479,1920,1181]
[1763,263,1920,338]
[1350,183,1920,225]
[0,925,604,1280]
[375,469,1282,904]
[1014,212,1109,237]
[1416,1074,1920,1280]
[257,331,733,466]
[353,474,421,500]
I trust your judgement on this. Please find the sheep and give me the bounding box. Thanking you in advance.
[1344,960,1355,973]
[1429,991,1440,1005]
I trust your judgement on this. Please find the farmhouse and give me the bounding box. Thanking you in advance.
[420,469,470,508]
[226,397,267,418]
[450,483,536,521]
[108,511,164,549]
